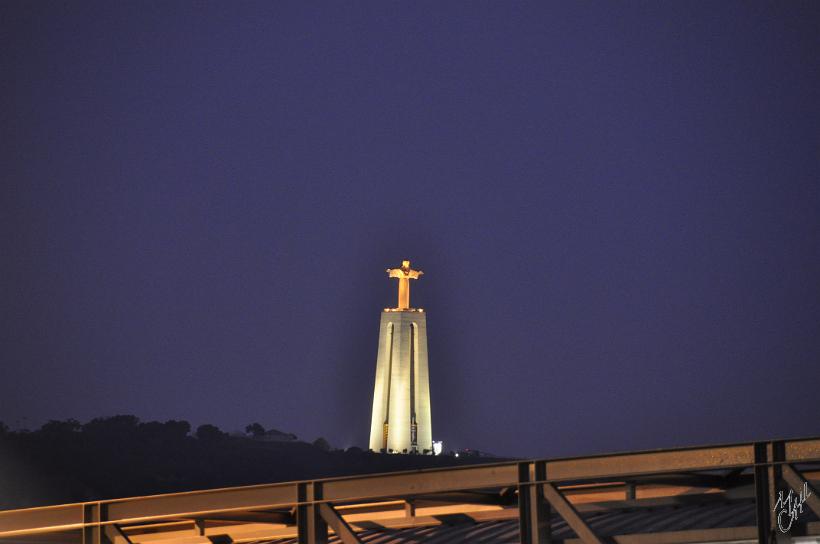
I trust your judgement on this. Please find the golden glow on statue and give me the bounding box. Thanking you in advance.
[370,258,433,454]
[386,260,423,311]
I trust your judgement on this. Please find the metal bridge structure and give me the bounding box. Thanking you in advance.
[1,437,819,543]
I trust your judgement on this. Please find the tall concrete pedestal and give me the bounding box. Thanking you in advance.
[368,261,432,454]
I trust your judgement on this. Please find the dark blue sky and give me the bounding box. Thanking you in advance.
[1,2,818,458]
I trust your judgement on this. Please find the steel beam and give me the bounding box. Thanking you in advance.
[542,483,603,544]
[322,463,518,501]
[781,464,820,520]
[753,442,774,543]
[545,444,754,482]
[189,511,293,525]
[625,472,750,489]
[409,491,508,506]
[785,438,820,463]
[82,504,107,544]
[106,483,297,523]
[518,462,550,544]
[0,504,84,536]
[297,483,326,544]
[3,437,820,543]
[318,504,362,544]
[104,524,132,544]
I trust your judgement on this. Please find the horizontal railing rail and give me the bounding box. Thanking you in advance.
[0,436,817,544]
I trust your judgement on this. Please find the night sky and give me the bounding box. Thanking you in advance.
[1,2,818,458]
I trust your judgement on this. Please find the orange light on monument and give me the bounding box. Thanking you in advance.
[386,260,423,311]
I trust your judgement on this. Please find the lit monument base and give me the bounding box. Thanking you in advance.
[368,309,432,454]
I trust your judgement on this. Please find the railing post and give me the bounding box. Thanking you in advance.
[297,482,327,544]
[518,461,550,544]
[755,441,785,544]
[83,503,109,544]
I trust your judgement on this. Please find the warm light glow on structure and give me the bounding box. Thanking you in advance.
[386,260,423,311]
[369,260,433,454]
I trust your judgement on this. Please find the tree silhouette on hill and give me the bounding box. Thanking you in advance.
[245,422,265,437]
[0,416,503,510]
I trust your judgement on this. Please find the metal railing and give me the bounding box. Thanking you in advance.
[0,436,818,543]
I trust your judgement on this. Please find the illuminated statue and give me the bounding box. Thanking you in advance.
[386,260,423,310]
[368,260,433,454]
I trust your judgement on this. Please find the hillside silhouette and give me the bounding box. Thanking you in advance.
[0,416,504,510]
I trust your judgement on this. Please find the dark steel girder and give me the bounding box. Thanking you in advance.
[1,437,819,543]
[189,510,294,525]
[781,464,820,520]
[318,504,362,544]
[542,483,604,544]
